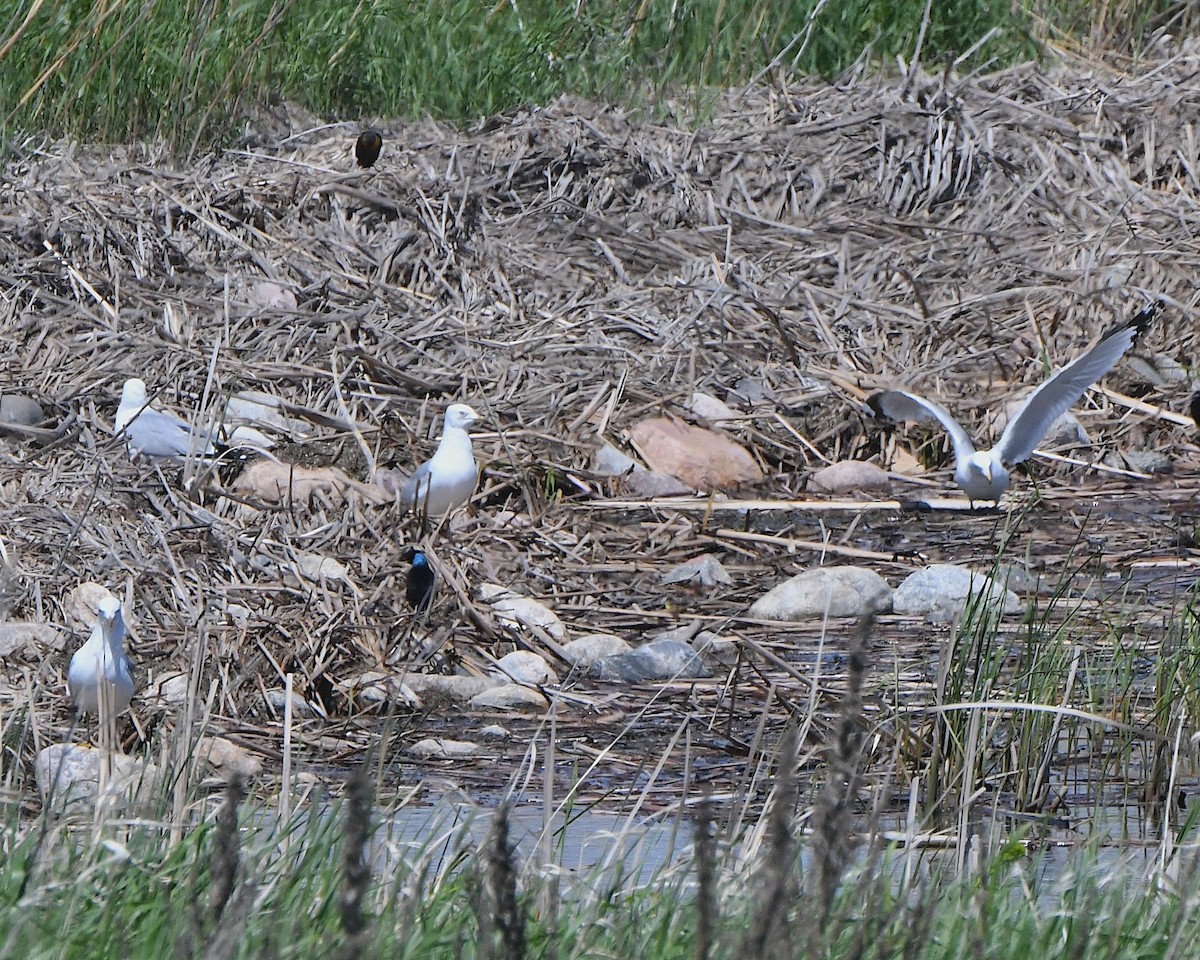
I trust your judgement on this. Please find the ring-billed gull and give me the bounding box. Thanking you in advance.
[114,378,217,460]
[868,302,1157,503]
[400,404,482,516]
[68,595,135,717]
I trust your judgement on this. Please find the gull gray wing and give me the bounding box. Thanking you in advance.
[399,462,432,508]
[125,408,210,457]
[867,389,978,462]
[993,302,1157,466]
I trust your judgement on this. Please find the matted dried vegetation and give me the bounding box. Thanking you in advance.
[2,48,1200,815]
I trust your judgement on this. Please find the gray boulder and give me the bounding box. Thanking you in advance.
[750,566,893,621]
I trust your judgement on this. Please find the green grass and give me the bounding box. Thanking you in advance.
[0,0,1192,156]
[5,776,1200,960]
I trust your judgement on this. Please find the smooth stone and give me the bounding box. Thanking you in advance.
[590,637,708,683]
[407,738,482,760]
[479,724,511,739]
[661,554,733,587]
[750,566,893,621]
[264,689,321,716]
[63,582,118,629]
[892,564,1022,622]
[35,744,158,809]
[628,417,763,492]
[593,442,638,476]
[403,674,501,702]
[478,584,567,640]
[688,391,739,427]
[561,633,631,667]
[0,395,44,426]
[0,622,61,657]
[148,672,190,707]
[470,684,549,712]
[492,651,557,685]
[623,468,693,498]
[197,736,264,778]
[1104,450,1173,474]
[995,562,1046,595]
[809,460,891,494]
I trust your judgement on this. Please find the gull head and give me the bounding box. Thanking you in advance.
[957,451,1009,504]
[444,404,481,432]
[97,595,124,637]
[120,379,149,407]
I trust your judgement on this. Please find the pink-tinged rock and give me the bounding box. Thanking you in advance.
[629,418,762,492]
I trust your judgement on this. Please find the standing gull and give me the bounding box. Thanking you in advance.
[114,378,217,460]
[400,404,482,516]
[67,595,135,718]
[867,302,1157,503]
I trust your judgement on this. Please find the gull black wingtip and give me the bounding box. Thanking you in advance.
[1128,299,1161,339]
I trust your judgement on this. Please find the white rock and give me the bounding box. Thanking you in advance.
[492,651,557,685]
[479,724,511,739]
[197,736,264,777]
[35,744,158,810]
[470,684,548,712]
[688,391,739,427]
[561,634,631,667]
[809,460,891,494]
[593,442,639,476]
[477,584,566,640]
[264,689,322,716]
[661,554,733,587]
[402,674,502,702]
[750,566,893,620]
[345,671,423,707]
[148,672,191,707]
[407,738,482,760]
[0,622,61,657]
[892,564,1022,622]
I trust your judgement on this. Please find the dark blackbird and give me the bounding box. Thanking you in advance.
[355,129,383,168]
[405,549,435,613]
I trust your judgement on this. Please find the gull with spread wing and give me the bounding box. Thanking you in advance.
[867,302,1157,503]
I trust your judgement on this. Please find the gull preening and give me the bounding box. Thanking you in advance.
[868,302,1157,503]
[67,595,135,718]
[400,404,482,516]
[114,378,217,460]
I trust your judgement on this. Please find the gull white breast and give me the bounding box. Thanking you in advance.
[68,595,135,717]
[400,403,482,516]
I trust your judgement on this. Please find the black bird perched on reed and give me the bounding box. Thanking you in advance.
[355,129,383,168]
[405,549,435,613]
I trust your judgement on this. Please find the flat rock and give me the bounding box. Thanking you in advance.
[479,724,511,739]
[661,553,733,587]
[492,651,557,685]
[469,684,548,712]
[197,736,264,778]
[407,738,482,760]
[593,442,639,476]
[1104,450,1173,474]
[264,689,323,716]
[0,395,44,426]
[35,744,159,810]
[63,582,118,629]
[688,391,739,427]
[892,564,1022,622]
[750,566,893,620]
[478,584,566,640]
[623,467,693,498]
[147,671,190,707]
[403,674,502,702]
[562,633,631,667]
[0,621,62,657]
[809,460,891,494]
[590,637,708,682]
[629,417,763,492]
